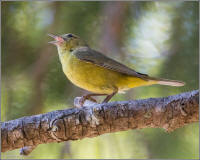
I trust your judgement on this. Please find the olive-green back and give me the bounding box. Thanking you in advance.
[72,47,148,80]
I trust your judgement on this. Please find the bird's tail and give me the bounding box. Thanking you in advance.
[148,77,185,87]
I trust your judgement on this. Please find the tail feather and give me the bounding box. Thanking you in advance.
[157,79,185,86]
[147,77,185,87]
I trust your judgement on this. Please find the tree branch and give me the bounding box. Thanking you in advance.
[1,90,199,155]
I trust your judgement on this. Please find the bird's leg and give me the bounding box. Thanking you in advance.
[79,93,107,106]
[102,89,118,103]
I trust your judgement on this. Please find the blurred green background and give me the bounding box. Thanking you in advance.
[1,1,199,159]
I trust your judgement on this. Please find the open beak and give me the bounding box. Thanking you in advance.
[48,33,64,45]
[48,33,57,44]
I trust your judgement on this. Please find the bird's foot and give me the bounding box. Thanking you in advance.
[74,96,98,108]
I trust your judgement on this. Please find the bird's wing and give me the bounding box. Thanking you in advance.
[72,47,149,80]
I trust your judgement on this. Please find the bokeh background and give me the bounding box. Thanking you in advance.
[1,1,199,159]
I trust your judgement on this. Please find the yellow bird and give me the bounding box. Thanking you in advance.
[48,33,185,105]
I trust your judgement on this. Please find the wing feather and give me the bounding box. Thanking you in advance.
[72,47,148,80]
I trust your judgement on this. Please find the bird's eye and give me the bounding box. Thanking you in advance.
[68,34,73,38]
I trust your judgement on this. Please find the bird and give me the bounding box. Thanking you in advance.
[48,33,185,106]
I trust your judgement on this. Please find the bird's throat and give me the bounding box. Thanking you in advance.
[57,47,70,64]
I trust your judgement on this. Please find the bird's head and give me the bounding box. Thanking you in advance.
[48,33,87,52]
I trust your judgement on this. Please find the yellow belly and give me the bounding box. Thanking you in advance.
[61,54,156,94]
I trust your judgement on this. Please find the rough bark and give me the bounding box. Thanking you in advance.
[1,90,199,155]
